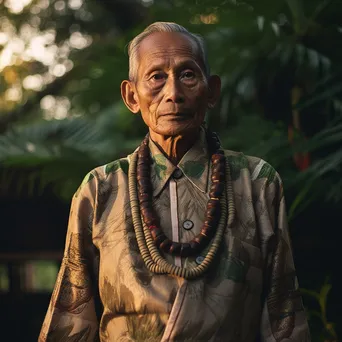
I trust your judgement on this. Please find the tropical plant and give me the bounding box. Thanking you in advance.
[1,0,342,336]
[1,0,341,209]
[301,279,339,342]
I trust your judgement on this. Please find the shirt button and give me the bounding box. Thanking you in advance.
[196,256,205,265]
[172,168,183,179]
[182,220,194,230]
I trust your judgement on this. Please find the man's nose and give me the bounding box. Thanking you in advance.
[164,77,185,103]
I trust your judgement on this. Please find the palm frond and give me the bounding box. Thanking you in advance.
[0,108,142,199]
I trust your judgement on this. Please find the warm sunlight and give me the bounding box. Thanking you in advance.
[4,0,33,14]
[0,0,90,118]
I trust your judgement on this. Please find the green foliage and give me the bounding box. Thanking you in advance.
[0,108,142,199]
[1,0,342,336]
[0,0,341,219]
[301,279,339,342]
[0,264,9,291]
[27,261,59,292]
[0,0,341,214]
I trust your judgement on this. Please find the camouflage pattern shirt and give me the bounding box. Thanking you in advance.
[39,130,311,341]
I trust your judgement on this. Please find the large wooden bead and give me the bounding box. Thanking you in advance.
[155,233,167,247]
[209,182,224,198]
[139,193,151,204]
[159,238,172,251]
[137,158,148,166]
[138,150,149,159]
[203,220,214,231]
[211,161,224,171]
[211,162,225,174]
[209,212,220,226]
[138,178,152,189]
[138,161,150,170]
[180,243,191,257]
[206,205,219,218]
[211,153,225,162]
[194,235,207,247]
[137,165,150,174]
[169,242,182,255]
[201,226,214,239]
[138,186,151,195]
[137,173,149,181]
[211,172,225,182]
[150,226,163,240]
[144,215,157,227]
[140,204,152,214]
[207,198,220,209]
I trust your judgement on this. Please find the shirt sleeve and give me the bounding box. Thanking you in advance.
[259,172,311,342]
[38,172,100,342]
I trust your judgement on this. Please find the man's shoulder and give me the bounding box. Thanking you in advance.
[224,149,279,185]
[74,156,131,197]
[91,156,131,180]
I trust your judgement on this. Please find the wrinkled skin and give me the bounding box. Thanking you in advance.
[121,31,221,163]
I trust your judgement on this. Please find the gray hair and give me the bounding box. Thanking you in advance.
[127,22,210,81]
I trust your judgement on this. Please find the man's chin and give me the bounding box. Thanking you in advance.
[152,124,200,137]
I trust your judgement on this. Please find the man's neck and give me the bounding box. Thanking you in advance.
[149,129,200,165]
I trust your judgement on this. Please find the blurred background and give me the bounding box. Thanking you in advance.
[0,0,341,340]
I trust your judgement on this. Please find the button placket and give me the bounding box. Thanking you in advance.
[169,179,181,267]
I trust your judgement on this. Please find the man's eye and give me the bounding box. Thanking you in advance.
[182,71,195,79]
[151,74,165,80]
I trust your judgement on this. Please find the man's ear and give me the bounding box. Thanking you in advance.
[121,80,140,114]
[207,75,221,109]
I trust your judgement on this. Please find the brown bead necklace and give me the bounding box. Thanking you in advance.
[136,131,226,258]
[128,130,235,279]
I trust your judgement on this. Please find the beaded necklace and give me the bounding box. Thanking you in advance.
[128,131,235,279]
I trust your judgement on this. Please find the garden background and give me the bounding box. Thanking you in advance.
[0,0,341,341]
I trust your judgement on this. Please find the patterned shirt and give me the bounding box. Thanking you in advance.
[39,130,311,341]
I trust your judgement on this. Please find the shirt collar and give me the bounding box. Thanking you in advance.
[149,129,210,197]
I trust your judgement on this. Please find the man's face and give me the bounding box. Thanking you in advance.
[129,32,212,136]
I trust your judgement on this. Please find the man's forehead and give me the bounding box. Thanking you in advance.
[137,32,200,66]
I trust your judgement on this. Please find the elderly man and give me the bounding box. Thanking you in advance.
[39,22,310,341]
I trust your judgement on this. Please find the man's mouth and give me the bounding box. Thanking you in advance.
[160,112,193,119]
